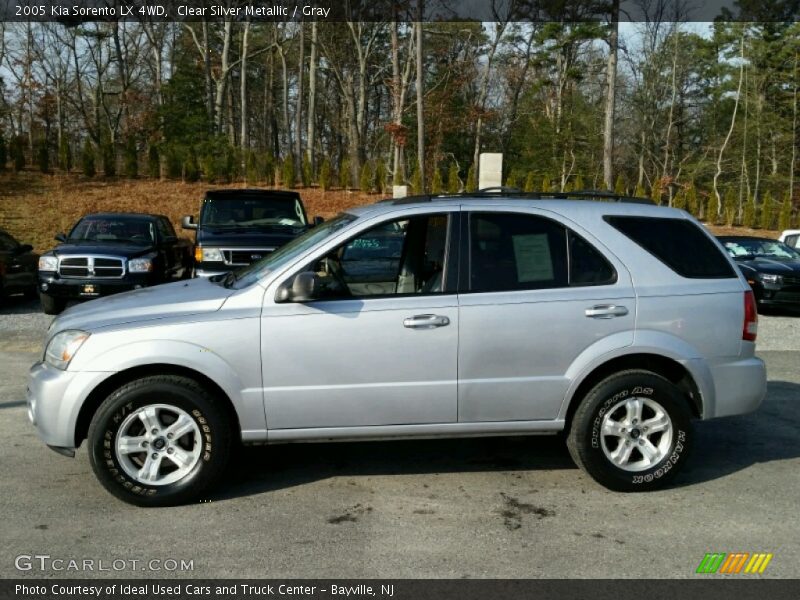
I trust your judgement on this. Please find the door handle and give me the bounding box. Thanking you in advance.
[403,314,450,329]
[585,304,629,319]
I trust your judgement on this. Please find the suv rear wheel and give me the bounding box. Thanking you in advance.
[87,375,232,506]
[567,370,693,492]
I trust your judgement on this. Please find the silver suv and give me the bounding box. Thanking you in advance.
[27,192,767,506]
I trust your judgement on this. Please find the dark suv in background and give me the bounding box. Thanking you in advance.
[182,189,316,277]
[0,228,38,304]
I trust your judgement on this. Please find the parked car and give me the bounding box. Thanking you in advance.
[719,235,800,310]
[779,229,800,250]
[0,228,38,303]
[182,189,319,277]
[27,191,766,506]
[37,213,193,315]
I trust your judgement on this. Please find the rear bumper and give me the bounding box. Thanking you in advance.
[705,356,767,418]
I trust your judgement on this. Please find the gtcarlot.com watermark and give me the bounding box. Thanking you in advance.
[15,554,194,572]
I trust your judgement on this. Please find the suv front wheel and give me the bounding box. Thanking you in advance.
[87,375,232,506]
[567,370,694,492]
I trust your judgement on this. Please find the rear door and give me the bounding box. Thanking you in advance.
[457,208,635,422]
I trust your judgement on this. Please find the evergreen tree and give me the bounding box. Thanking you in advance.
[650,182,661,205]
[374,159,386,194]
[614,175,626,194]
[124,137,138,178]
[184,149,199,182]
[505,169,520,189]
[672,189,686,210]
[574,174,585,190]
[743,195,756,228]
[360,161,374,193]
[0,134,6,171]
[101,140,115,176]
[634,182,646,198]
[410,161,423,194]
[59,136,72,172]
[319,158,331,191]
[541,174,552,192]
[148,146,160,178]
[759,192,774,229]
[37,141,50,174]
[166,147,183,179]
[282,156,295,188]
[779,193,793,231]
[707,193,720,224]
[11,137,25,171]
[246,151,259,184]
[466,164,477,192]
[524,171,536,192]
[263,153,275,186]
[302,154,313,187]
[81,141,96,177]
[431,166,443,193]
[723,187,737,226]
[685,183,698,216]
[447,164,460,193]
[339,158,351,189]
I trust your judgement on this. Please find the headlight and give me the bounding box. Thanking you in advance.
[760,273,783,284]
[39,256,58,271]
[128,257,153,273]
[44,330,90,370]
[197,247,224,262]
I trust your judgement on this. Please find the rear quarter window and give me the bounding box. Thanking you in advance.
[604,216,736,279]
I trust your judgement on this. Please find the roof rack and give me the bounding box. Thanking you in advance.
[378,188,655,206]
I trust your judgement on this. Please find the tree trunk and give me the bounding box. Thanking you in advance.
[306,21,318,169]
[472,22,506,183]
[714,33,745,216]
[603,2,619,190]
[240,21,250,156]
[415,16,425,190]
[294,22,305,167]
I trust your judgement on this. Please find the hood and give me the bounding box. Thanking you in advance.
[50,277,234,334]
[735,257,800,276]
[196,228,303,248]
[49,241,154,258]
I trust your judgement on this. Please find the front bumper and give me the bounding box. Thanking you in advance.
[27,361,113,450]
[38,273,155,299]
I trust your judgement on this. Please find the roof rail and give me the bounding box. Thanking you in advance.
[377,189,655,206]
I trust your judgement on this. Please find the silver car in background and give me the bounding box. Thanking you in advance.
[27,192,767,506]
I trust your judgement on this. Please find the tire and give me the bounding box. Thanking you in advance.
[23,285,38,300]
[40,292,66,315]
[566,370,693,492]
[87,375,232,507]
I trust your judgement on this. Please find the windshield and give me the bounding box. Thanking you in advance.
[69,217,154,244]
[230,214,357,288]
[201,196,307,229]
[723,239,800,260]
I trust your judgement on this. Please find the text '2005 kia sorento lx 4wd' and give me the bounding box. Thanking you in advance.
[27,191,767,506]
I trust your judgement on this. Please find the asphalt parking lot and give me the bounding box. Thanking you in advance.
[1,295,798,579]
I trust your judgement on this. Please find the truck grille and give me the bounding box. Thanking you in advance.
[222,248,275,266]
[58,256,125,279]
[781,275,800,287]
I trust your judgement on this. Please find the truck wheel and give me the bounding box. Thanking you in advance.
[566,370,693,492]
[40,292,66,315]
[87,375,232,507]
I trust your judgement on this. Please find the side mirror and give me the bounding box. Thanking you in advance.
[17,244,33,254]
[181,215,198,230]
[55,232,67,243]
[313,216,325,226]
[275,271,319,303]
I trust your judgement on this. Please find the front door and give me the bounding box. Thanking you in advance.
[261,210,459,431]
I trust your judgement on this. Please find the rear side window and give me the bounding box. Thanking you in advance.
[468,213,616,292]
[605,216,735,279]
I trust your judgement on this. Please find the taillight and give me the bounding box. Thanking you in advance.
[743,290,758,341]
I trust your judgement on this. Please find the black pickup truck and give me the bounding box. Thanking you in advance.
[37,213,193,314]
[182,189,319,277]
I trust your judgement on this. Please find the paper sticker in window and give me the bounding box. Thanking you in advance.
[512,233,554,282]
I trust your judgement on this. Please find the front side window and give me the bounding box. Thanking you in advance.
[468,212,616,293]
[306,213,450,299]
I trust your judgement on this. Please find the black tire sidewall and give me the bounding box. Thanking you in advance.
[88,378,228,506]
[572,372,693,491]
